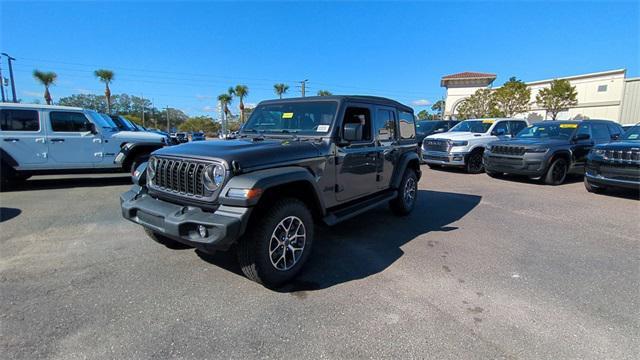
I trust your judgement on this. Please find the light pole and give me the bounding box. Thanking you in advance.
[0,57,6,102]
[1,53,17,102]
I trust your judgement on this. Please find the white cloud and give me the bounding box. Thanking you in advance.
[244,103,257,109]
[21,90,41,97]
[411,99,432,106]
[202,105,215,112]
[196,94,213,101]
[75,88,96,94]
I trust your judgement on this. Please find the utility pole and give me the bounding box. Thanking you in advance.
[165,106,170,133]
[1,53,17,103]
[299,79,308,97]
[0,57,6,102]
[141,94,145,127]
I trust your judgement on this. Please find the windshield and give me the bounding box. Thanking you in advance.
[242,101,338,135]
[89,111,117,131]
[516,123,577,140]
[622,125,640,141]
[450,120,493,133]
[120,116,138,131]
[416,121,441,133]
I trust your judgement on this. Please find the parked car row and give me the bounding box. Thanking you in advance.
[422,117,639,193]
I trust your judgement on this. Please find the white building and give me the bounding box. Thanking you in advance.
[441,69,639,124]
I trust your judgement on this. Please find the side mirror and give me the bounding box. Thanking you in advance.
[343,123,363,142]
[611,134,621,140]
[573,133,590,141]
[88,122,97,134]
[434,128,445,133]
[492,128,506,136]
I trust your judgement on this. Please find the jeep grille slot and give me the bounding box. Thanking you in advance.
[492,145,526,156]
[424,139,450,152]
[152,157,209,197]
[603,149,640,163]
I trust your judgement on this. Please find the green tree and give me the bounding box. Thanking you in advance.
[32,70,57,105]
[456,89,496,119]
[231,85,249,123]
[94,69,115,114]
[178,116,221,134]
[535,79,578,120]
[317,90,332,96]
[417,110,430,120]
[431,100,445,117]
[218,93,233,118]
[493,77,531,117]
[274,83,289,99]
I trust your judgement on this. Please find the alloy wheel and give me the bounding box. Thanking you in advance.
[268,216,306,271]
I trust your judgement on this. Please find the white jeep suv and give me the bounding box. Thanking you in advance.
[422,118,528,173]
[1,103,167,187]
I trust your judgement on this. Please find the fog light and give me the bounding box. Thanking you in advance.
[198,225,207,238]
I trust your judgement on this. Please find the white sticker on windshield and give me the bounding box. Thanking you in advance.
[317,125,330,132]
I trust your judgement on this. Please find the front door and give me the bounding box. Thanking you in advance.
[335,105,378,202]
[0,108,48,169]
[571,123,594,168]
[46,111,103,168]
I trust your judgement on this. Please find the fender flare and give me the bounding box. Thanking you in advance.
[218,166,326,212]
[116,142,164,167]
[0,148,19,168]
[391,151,421,189]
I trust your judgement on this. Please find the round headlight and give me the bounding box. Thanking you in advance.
[203,164,225,191]
[147,158,157,180]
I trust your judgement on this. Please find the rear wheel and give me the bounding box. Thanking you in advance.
[465,150,484,174]
[237,198,314,288]
[390,168,418,216]
[584,176,606,193]
[544,158,568,185]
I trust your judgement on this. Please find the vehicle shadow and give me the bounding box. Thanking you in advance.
[197,189,482,291]
[487,173,584,185]
[2,175,131,192]
[0,207,21,222]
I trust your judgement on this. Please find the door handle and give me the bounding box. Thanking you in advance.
[50,138,65,143]
[35,137,46,143]
[3,138,19,142]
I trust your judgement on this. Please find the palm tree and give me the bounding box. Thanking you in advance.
[32,70,57,105]
[94,69,114,113]
[232,85,249,123]
[274,83,289,99]
[217,93,232,118]
[317,90,332,96]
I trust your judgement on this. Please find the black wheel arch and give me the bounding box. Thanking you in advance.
[118,142,164,170]
[391,151,421,189]
[0,148,19,168]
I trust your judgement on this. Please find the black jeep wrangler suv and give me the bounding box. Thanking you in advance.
[484,120,625,185]
[121,96,421,287]
[584,124,640,193]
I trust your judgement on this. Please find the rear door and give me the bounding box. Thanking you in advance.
[0,108,48,169]
[572,123,594,166]
[508,120,528,137]
[46,111,103,167]
[373,106,397,190]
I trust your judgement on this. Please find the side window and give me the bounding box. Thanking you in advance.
[509,121,527,136]
[50,111,92,132]
[607,124,623,139]
[0,109,40,131]
[591,123,611,143]
[342,107,372,142]
[375,109,396,142]
[398,111,416,140]
[492,121,509,135]
[575,123,591,138]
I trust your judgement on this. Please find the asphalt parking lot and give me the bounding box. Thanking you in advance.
[1,168,638,359]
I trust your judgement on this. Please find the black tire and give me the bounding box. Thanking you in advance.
[390,168,418,216]
[144,228,191,249]
[544,158,568,185]
[237,198,314,288]
[486,170,503,178]
[465,150,484,174]
[427,164,441,169]
[584,176,606,193]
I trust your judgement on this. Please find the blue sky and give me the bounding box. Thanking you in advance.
[1,1,638,117]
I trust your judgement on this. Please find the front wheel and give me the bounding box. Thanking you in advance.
[237,198,314,288]
[390,168,418,216]
[544,158,568,185]
[465,151,484,174]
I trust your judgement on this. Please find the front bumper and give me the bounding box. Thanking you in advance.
[422,151,467,166]
[483,151,548,177]
[120,187,252,252]
[585,172,640,190]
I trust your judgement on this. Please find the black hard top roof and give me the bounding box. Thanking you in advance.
[258,95,413,113]
[535,119,618,124]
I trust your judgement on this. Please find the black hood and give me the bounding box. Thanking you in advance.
[491,138,569,147]
[152,138,323,169]
[594,141,640,151]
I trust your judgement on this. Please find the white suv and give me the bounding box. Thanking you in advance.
[0,103,167,186]
[422,118,528,173]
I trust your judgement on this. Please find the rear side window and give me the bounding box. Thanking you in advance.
[509,121,527,136]
[0,109,40,131]
[607,124,623,139]
[492,121,509,135]
[398,111,416,140]
[50,111,92,132]
[591,123,611,142]
[375,109,396,142]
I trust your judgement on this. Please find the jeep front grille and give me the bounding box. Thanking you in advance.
[151,157,208,197]
[424,139,449,152]
[492,145,526,156]
[603,149,640,163]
